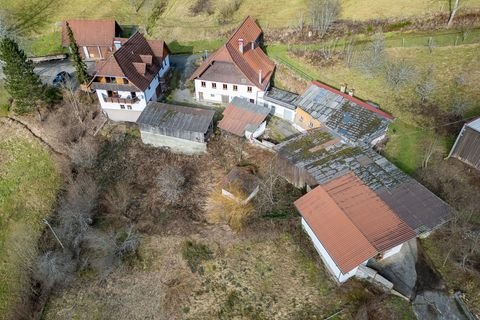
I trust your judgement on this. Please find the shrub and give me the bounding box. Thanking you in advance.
[182,240,213,273]
[207,189,254,231]
[216,0,242,25]
[190,0,214,16]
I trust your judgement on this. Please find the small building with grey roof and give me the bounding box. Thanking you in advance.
[137,102,215,154]
[260,87,298,122]
[448,117,480,170]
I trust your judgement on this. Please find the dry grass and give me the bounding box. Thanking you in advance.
[207,188,254,231]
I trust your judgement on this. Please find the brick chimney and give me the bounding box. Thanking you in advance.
[348,88,355,97]
[258,69,262,84]
[340,83,347,93]
[238,38,244,54]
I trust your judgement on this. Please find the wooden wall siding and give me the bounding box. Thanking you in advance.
[452,127,480,169]
[139,124,206,143]
[276,154,317,189]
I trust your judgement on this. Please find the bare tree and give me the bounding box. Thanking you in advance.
[356,32,385,77]
[155,165,187,205]
[319,38,338,60]
[71,136,99,169]
[36,251,76,290]
[384,59,416,90]
[309,0,340,37]
[447,0,461,28]
[416,67,437,103]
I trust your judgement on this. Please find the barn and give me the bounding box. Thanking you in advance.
[136,102,215,154]
[448,117,480,170]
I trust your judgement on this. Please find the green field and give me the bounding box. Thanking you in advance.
[0,135,60,316]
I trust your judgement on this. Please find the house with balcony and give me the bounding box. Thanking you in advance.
[89,32,170,122]
[189,16,275,105]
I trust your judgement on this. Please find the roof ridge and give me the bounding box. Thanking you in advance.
[226,16,256,43]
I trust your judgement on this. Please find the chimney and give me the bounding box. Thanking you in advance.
[258,69,262,84]
[251,41,255,50]
[340,83,347,93]
[348,88,355,97]
[238,38,244,54]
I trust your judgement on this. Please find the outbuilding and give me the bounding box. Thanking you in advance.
[260,87,298,122]
[136,102,215,154]
[294,172,416,283]
[448,117,480,170]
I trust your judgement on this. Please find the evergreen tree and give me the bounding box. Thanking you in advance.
[66,22,89,85]
[0,37,45,114]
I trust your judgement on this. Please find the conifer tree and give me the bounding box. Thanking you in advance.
[0,37,45,114]
[66,22,89,85]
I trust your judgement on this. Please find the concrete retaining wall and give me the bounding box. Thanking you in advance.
[140,130,207,155]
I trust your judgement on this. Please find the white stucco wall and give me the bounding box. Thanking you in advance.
[382,243,403,260]
[301,217,362,283]
[194,79,265,104]
[259,99,295,123]
[140,130,207,155]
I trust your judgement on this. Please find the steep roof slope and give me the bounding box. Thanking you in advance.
[448,117,480,170]
[62,19,120,47]
[94,32,168,91]
[190,16,275,90]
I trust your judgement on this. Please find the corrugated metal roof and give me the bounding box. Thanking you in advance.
[218,97,270,136]
[137,102,215,133]
[190,16,275,90]
[294,181,377,274]
[467,117,480,132]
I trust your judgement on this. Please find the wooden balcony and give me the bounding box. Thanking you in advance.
[104,96,139,104]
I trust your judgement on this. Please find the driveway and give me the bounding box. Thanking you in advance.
[33,59,95,87]
[169,54,202,104]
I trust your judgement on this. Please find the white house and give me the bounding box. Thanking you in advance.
[189,16,275,105]
[294,172,416,283]
[89,32,170,122]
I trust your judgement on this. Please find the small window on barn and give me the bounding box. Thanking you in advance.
[201,81,206,87]
[127,105,132,110]
[212,83,217,89]
[223,84,228,90]
[211,94,215,97]
[247,86,252,92]
[233,85,238,91]
[120,105,125,109]
[309,122,314,128]
[250,99,255,103]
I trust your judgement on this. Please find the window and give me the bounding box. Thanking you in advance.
[127,105,132,110]
[212,83,217,89]
[131,92,137,98]
[233,85,238,91]
[201,81,206,87]
[309,122,314,128]
[247,86,252,92]
[249,99,255,103]
[223,84,228,90]
[120,105,125,109]
[211,94,215,97]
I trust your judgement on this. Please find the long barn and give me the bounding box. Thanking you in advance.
[136,102,215,154]
[448,117,480,170]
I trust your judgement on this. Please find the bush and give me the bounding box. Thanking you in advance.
[216,0,242,25]
[182,240,213,273]
[190,0,214,16]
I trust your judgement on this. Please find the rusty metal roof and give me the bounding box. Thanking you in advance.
[190,16,275,90]
[295,172,416,273]
[449,124,480,170]
[218,97,270,136]
[294,181,377,274]
[62,19,120,47]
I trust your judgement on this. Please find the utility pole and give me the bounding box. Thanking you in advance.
[43,218,65,249]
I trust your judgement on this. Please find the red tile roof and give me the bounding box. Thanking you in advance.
[190,16,275,90]
[311,81,394,120]
[93,32,169,91]
[218,98,269,136]
[62,19,120,47]
[294,172,415,274]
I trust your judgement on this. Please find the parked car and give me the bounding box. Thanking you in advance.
[52,71,72,87]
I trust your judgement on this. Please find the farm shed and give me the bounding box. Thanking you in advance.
[294,172,416,283]
[221,167,260,204]
[276,129,452,235]
[218,97,270,139]
[448,117,480,170]
[136,102,215,154]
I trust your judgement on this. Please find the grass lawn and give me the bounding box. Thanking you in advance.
[0,83,10,117]
[0,134,60,317]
